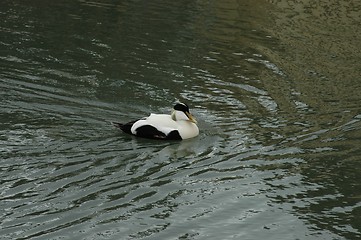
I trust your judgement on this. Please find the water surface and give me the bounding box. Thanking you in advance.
[1,0,360,239]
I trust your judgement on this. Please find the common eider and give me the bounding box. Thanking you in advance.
[113,103,199,140]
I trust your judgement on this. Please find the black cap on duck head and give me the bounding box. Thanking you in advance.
[173,102,189,113]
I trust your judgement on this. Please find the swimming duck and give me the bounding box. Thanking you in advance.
[113,103,199,140]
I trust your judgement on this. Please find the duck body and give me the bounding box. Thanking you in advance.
[114,103,199,140]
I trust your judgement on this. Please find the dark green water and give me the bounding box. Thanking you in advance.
[1,0,360,239]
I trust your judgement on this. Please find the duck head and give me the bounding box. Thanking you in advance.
[171,102,197,124]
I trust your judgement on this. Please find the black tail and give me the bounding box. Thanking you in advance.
[112,121,135,135]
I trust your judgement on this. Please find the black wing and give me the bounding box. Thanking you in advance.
[113,121,182,140]
[134,125,167,139]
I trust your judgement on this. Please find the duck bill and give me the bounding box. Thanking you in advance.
[186,112,197,124]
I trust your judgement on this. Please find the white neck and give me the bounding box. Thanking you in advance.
[171,110,188,121]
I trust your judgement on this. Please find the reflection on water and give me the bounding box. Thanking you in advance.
[263,2,361,238]
[1,0,361,239]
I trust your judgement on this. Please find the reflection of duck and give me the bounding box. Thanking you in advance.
[113,103,199,140]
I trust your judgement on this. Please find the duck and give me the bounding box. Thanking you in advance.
[113,102,199,140]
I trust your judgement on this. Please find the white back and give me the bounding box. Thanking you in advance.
[131,113,199,139]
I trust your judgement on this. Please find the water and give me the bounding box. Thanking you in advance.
[1,0,360,239]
